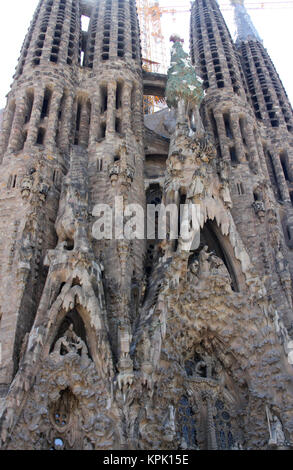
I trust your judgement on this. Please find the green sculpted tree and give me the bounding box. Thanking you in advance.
[166,36,205,122]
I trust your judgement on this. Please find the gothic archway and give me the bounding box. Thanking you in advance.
[188,219,245,292]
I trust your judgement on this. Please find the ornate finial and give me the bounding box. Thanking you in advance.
[169,35,184,44]
[165,37,204,110]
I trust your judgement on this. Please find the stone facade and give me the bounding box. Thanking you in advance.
[0,0,292,450]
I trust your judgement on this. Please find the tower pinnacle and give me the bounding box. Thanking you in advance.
[230,0,262,42]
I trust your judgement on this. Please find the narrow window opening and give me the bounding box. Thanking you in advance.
[115,118,122,134]
[209,110,219,141]
[230,147,238,163]
[74,101,82,145]
[81,15,90,32]
[265,149,282,201]
[223,113,233,139]
[41,88,52,119]
[97,159,103,172]
[239,118,247,146]
[36,127,46,145]
[101,85,108,113]
[11,175,17,189]
[100,122,106,139]
[280,151,290,182]
[237,182,244,195]
[22,130,28,149]
[116,82,123,109]
[25,91,34,123]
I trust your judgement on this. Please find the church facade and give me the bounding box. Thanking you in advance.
[0,0,293,450]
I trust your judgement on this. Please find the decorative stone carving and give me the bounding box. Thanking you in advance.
[52,324,89,365]
[163,405,176,442]
[274,310,291,354]
[20,175,33,199]
[252,200,266,219]
[266,407,287,448]
[117,323,134,390]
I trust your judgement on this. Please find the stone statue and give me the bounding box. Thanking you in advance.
[270,416,286,447]
[195,353,216,379]
[266,406,286,448]
[20,175,33,200]
[274,311,291,352]
[53,324,88,359]
[198,245,210,277]
[210,253,231,283]
[164,405,176,442]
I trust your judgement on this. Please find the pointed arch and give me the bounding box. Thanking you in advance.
[189,219,246,292]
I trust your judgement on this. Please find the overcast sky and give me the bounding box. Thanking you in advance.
[0,0,292,108]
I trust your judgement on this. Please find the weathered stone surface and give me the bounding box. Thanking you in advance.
[0,0,292,451]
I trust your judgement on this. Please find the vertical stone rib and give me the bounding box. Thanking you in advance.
[0,100,16,158]
[214,113,230,162]
[45,91,63,147]
[106,81,117,135]
[59,93,74,154]
[7,96,27,153]
[230,113,245,162]
[122,82,132,134]
[79,99,91,147]
[25,89,44,147]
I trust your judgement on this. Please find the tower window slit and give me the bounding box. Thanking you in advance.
[209,110,219,141]
[239,118,247,146]
[115,118,122,135]
[230,146,238,163]
[41,88,52,119]
[223,113,233,139]
[100,122,106,140]
[101,85,108,113]
[265,149,282,200]
[74,101,82,145]
[36,128,46,145]
[237,182,244,195]
[280,151,291,182]
[116,82,123,110]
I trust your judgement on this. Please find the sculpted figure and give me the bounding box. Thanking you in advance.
[198,245,210,277]
[266,407,287,448]
[20,175,33,199]
[53,324,88,358]
[269,416,286,447]
[210,254,231,282]
[164,405,176,442]
[274,311,290,349]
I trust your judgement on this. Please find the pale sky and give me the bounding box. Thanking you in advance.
[0,0,292,108]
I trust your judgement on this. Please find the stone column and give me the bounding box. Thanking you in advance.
[79,99,91,147]
[7,95,27,153]
[271,151,290,202]
[58,93,74,154]
[89,90,102,146]
[106,81,117,135]
[214,113,230,162]
[230,112,245,162]
[121,82,132,134]
[0,101,16,158]
[25,89,44,148]
[45,91,63,148]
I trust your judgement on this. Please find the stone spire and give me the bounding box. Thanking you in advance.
[230,0,262,43]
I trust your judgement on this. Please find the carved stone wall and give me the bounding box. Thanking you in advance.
[0,0,293,451]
